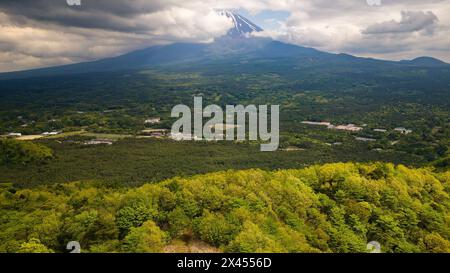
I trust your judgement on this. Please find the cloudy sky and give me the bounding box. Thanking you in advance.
[0,0,449,72]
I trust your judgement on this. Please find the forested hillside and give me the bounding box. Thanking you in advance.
[1,163,449,253]
[0,139,53,165]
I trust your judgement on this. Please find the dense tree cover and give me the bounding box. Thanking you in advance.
[1,163,449,253]
[0,139,53,165]
[0,138,422,187]
[432,152,450,170]
[0,69,448,166]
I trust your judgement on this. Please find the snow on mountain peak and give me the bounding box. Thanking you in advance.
[217,10,263,38]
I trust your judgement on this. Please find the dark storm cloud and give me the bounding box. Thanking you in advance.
[0,0,174,32]
[0,1,235,72]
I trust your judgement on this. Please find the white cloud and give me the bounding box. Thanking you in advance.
[0,0,450,72]
[0,1,234,72]
[253,1,450,62]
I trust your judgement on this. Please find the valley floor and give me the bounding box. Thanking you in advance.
[0,138,423,187]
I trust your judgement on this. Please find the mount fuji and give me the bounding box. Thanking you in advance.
[0,10,447,80]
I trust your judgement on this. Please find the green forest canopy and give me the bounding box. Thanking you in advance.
[0,139,52,165]
[1,162,449,253]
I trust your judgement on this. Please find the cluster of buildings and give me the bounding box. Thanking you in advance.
[394,127,413,135]
[373,127,412,135]
[42,131,61,136]
[331,124,363,132]
[144,117,161,125]
[302,121,413,135]
[5,131,61,139]
[301,121,363,132]
[140,129,169,138]
[301,121,332,126]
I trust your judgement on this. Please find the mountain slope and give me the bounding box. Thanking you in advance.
[401,57,448,67]
[0,12,448,80]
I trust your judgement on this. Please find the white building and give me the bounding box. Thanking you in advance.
[42,131,60,136]
[302,121,363,132]
[144,117,161,125]
[333,124,363,132]
[301,121,332,127]
[394,127,413,135]
[170,133,202,141]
